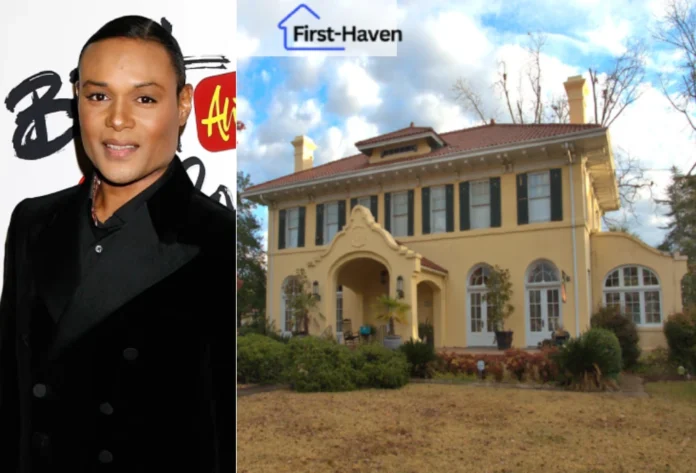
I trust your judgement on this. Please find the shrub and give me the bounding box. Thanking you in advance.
[237,334,288,384]
[528,347,561,383]
[591,306,641,369]
[399,338,437,378]
[503,349,532,381]
[553,328,622,390]
[664,307,696,372]
[284,336,357,392]
[418,322,434,348]
[352,343,410,389]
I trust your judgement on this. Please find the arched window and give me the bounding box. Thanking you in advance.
[525,260,562,347]
[466,264,495,346]
[603,266,662,326]
[281,276,301,332]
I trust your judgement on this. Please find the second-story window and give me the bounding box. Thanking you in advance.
[357,196,371,208]
[392,191,409,237]
[528,171,551,222]
[324,202,339,242]
[470,179,491,229]
[430,186,447,233]
[286,207,300,248]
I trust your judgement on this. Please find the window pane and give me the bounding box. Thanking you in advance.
[471,293,483,332]
[625,292,641,324]
[605,270,620,288]
[547,289,560,331]
[471,205,490,229]
[623,267,639,286]
[288,228,298,248]
[432,210,446,233]
[605,292,621,311]
[357,197,371,207]
[393,215,408,236]
[288,208,299,228]
[326,203,338,223]
[529,172,550,198]
[643,269,659,286]
[431,187,446,211]
[645,291,661,323]
[529,197,550,222]
[325,223,338,242]
[394,192,408,215]
[529,290,543,332]
[470,180,490,205]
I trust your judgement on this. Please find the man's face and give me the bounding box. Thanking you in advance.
[76,37,192,186]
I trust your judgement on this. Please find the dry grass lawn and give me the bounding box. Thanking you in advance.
[237,383,696,473]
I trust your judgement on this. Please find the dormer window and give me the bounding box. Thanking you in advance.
[381,145,417,158]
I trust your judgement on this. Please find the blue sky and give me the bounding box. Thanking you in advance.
[237,0,696,250]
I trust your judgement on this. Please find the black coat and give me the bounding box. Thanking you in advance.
[0,158,235,472]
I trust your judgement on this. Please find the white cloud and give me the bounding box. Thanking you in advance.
[581,16,634,56]
[411,93,474,132]
[326,60,382,116]
[257,94,323,144]
[261,70,270,83]
[236,29,260,62]
[317,115,380,164]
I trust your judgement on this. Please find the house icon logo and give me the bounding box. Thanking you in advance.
[278,4,346,51]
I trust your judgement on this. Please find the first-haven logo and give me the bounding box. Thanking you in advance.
[278,3,402,51]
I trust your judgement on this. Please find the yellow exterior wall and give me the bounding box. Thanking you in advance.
[264,156,687,349]
[591,232,689,350]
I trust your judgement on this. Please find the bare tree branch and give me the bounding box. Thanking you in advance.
[494,61,517,123]
[452,78,488,123]
[602,148,655,227]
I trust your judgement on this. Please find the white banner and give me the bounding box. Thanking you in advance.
[0,1,237,289]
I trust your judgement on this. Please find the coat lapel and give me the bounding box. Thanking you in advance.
[44,157,201,361]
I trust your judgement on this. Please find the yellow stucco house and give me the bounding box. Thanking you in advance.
[241,76,688,350]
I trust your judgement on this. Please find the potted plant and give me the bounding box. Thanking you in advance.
[552,325,570,346]
[483,265,515,350]
[284,268,324,336]
[374,294,411,349]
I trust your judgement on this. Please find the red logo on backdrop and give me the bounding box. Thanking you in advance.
[193,71,236,152]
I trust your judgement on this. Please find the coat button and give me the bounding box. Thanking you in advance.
[33,383,47,398]
[123,347,139,361]
[95,244,103,254]
[99,402,114,415]
[98,449,113,463]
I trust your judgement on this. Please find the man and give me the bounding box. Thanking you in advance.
[0,16,234,472]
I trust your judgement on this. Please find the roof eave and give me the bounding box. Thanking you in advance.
[355,131,445,153]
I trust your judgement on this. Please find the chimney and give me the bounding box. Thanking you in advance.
[291,135,317,173]
[563,75,589,124]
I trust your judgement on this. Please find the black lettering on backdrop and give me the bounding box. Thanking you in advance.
[160,17,229,71]
[4,71,74,160]
[182,156,234,211]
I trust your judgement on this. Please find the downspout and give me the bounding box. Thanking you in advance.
[565,143,581,338]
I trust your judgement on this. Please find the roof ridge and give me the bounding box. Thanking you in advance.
[438,122,604,137]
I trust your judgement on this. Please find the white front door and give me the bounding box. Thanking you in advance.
[467,292,496,347]
[527,288,562,347]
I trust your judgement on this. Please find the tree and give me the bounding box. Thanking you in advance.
[483,265,515,334]
[654,0,696,176]
[236,171,267,327]
[452,32,653,227]
[374,294,411,336]
[656,167,696,307]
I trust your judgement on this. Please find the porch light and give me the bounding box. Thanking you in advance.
[396,276,404,299]
[312,281,321,301]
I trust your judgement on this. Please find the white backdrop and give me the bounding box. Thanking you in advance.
[0,1,237,289]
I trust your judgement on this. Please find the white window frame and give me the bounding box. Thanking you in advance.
[281,277,301,333]
[602,265,663,327]
[285,207,300,248]
[391,191,409,237]
[528,171,551,223]
[323,201,340,244]
[524,260,563,347]
[430,186,447,234]
[466,264,496,347]
[469,179,491,229]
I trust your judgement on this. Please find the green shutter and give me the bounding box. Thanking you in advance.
[298,206,306,247]
[315,204,324,246]
[490,177,501,228]
[384,193,391,232]
[421,187,431,234]
[338,200,346,230]
[407,190,414,236]
[550,168,563,221]
[459,181,470,231]
[278,209,286,249]
[370,195,378,221]
[517,173,529,225]
[350,197,357,209]
[446,184,454,232]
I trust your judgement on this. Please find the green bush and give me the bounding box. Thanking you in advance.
[553,328,622,389]
[664,307,696,372]
[591,306,641,369]
[284,336,357,392]
[353,343,410,389]
[237,334,288,384]
[418,322,434,348]
[399,338,437,378]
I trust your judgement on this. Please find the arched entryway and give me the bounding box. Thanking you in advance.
[332,256,391,338]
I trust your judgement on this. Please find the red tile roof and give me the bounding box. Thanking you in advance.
[244,122,604,193]
[354,125,439,147]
